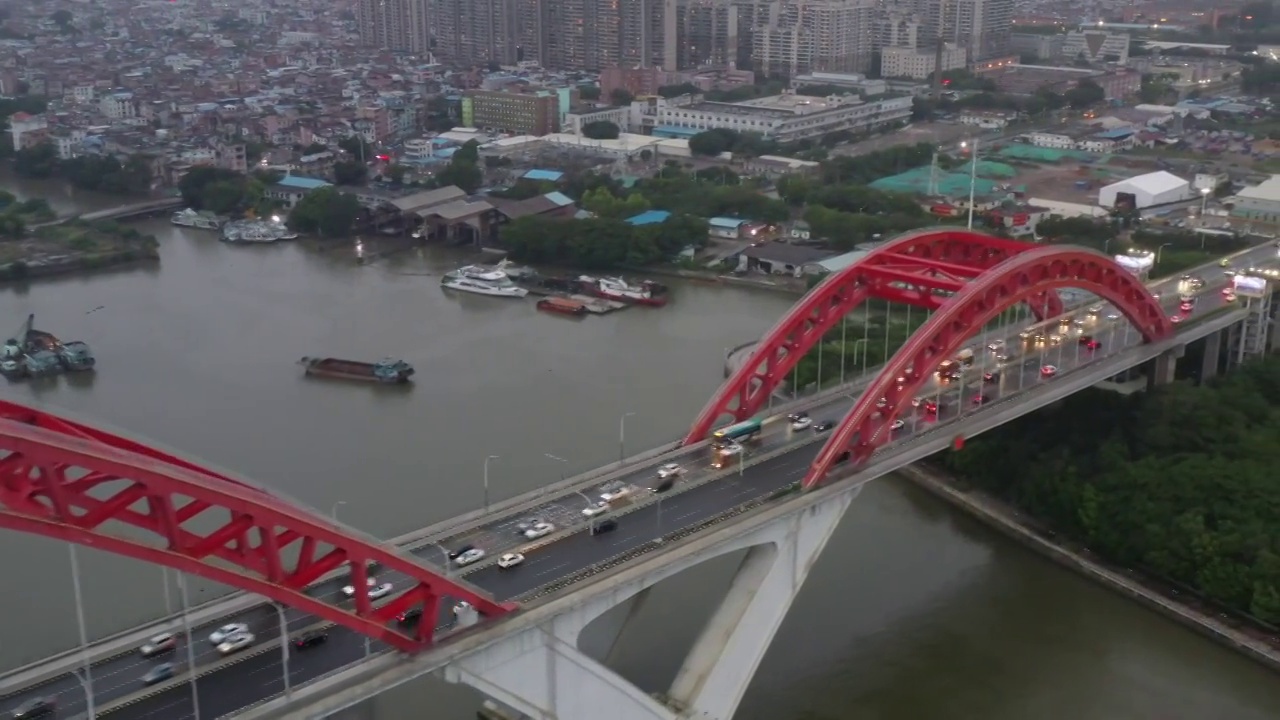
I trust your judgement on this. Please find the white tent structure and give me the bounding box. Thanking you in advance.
[1098,170,1192,210]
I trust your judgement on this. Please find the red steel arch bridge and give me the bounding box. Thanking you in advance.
[0,228,1175,658]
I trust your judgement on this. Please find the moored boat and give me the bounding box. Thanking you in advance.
[442,264,529,298]
[298,356,415,384]
[578,275,668,306]
[537,296,588,316]
[171,208,223,230]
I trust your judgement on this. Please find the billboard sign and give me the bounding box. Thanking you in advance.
[1233,275,1268,298]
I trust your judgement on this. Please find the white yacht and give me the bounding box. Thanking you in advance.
[171,208,222,230]
[441,265,529,298]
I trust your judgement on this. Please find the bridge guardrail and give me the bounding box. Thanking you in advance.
[214,303,1254,720]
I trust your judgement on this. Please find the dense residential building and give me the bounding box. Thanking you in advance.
[751,0,877,76]
[652,92,911,142]
[434,0,518,66]
[881,43,966,79]
[463,89,563,136]
[675,0,740,68]
[1061,31,1131,65]
[356,0,430,54]
[918,0,1014,61]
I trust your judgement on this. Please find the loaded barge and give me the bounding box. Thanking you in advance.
[1,314,95,380]
[516,272,666,314]
[298,357,415,384]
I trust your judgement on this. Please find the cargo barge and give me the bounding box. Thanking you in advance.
[298,356,415,384]
[516,273,667,308]
[1,314,95,380]
[537,296,588,316]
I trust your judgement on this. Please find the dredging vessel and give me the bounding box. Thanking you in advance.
[1,314,95,379]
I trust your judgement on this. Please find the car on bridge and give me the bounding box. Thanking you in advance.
[1041,365,1058,378]
[454,548,486,566]
[583,501,610,517]
[9,697,55,719]
[890,419,905,431]
[342,578,393,600]
[139,632,176,657]
[397,608,423,625]
[813,420,836,433]
[972,394,991,406]
[209,623,249,644]
[983,371,1000,383]
[657,462,685,479]
[142,663,175,686]
[1223,288,1237,303]
[1180,299,1196,314]
[498,552,525,569]
[217,631,255,656]
[600,486,632,503]
[293,630,328,650]
[523,522,555,540]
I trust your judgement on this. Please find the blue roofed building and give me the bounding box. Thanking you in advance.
[522,169,565,183]
[708,216,747,239]
[266,175,332,209]
[625,210,672,226]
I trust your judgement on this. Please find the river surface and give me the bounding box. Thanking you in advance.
[2,177,1279,720]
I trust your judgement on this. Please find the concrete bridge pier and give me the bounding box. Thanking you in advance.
[1147,345,1184,390]
[438,489,858,720]
[1201,329,1223,381]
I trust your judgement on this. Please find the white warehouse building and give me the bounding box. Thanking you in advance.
[1098,171,1193,210]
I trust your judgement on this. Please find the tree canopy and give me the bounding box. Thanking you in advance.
[937,356,1280,624]
[581,121,620,140]
[501,213,707,269]
[288,187,361,237]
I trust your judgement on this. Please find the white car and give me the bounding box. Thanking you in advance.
[368,582,394,600]
[911,397,924,408]
[719,442,744,457]
[209,623,249,644]
[600,487,631,503]
[890,419,905,431]
[523,522,555,540]
[657,463,684,479]
[987,340,1004,351]
[582,501,610,517]
[497,553,525,569]
[454,548,486,566]
[790,416,813,431]
[140,633,176,658]
[342,577,377,597]
[217,631,255,656]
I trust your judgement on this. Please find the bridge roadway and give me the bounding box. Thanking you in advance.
[1,247,1270,719]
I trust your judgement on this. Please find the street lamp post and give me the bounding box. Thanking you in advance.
[176,574,202,720]
[1200,187,1211,222]
[618,412,636,464]
[274,604,291,698]
[962,138,979,230]
[68,546,97,720]
[330,500,347,521]
[1157,242,1173,266]
[483,455,499,512]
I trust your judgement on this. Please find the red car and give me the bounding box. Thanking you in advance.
[923,399,940,415]
[1179,300,1195,314]
[971,394,990,406]
[1040,365,1058,378]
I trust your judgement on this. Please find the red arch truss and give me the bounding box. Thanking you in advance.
[801,246,1173,490]
[0,400,515,652]
[685,228,1068,444]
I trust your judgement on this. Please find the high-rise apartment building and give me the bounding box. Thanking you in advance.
[751,0,876,77]
[356,0,430,54]
[918,0,1013,62]
[675,0,740,68]
[434,0,519,66]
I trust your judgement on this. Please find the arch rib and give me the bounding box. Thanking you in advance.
[0,408,515,652]
[684,228,1067,444]
[801,245,1172,490]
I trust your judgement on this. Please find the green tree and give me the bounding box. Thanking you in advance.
[333,160,368,185]
[288,187,361,237]
[578,85,601,101]
[582,186,650,219]
[581,121,620,140]
[609,88,635,106]
[337,135,374,161]
[12,142,57,178]
[689,129,737,156]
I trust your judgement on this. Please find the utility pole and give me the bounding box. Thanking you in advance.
[931,0,948,101]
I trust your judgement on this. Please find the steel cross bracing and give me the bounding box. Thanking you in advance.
[0,400,514,653]
[684,228,1066,443]
[799,246,1172,488]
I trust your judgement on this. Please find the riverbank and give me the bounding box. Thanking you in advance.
[897,462,1280,673]
[0,219,160,283]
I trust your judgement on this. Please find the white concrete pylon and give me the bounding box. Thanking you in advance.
[667,492,854,720]
[441,487,857,720]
